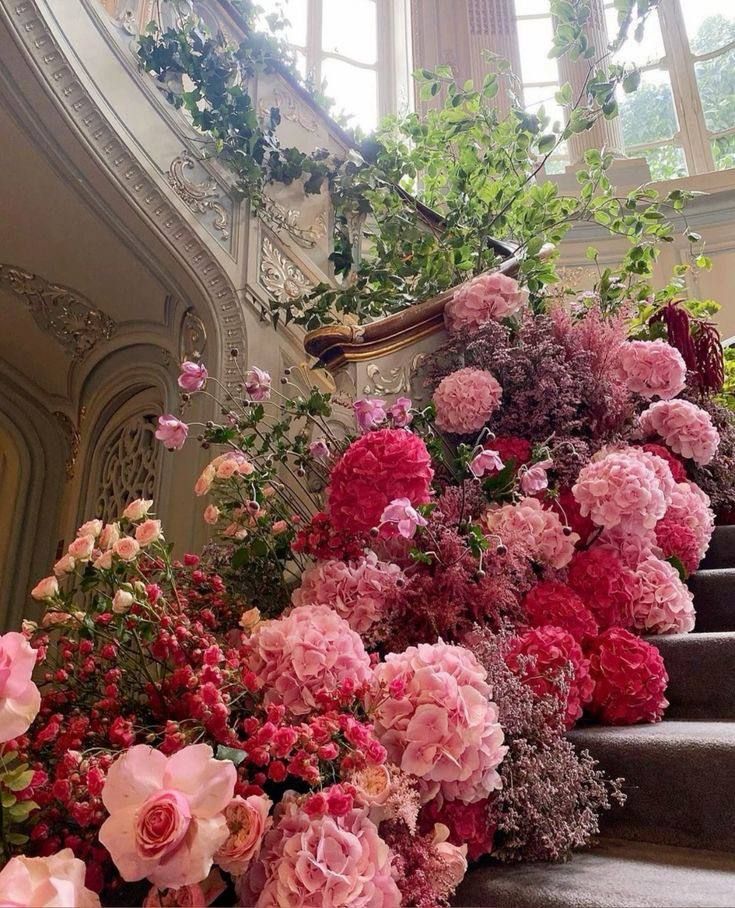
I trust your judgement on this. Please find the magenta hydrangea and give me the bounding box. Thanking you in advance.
[639,399,720,465]
[482,497,579,570]
[617,339,687,400]
[433,368,503,435]
[372,642,507,804]
[444,272,526,333]
[243,605,373,716]
[629,554,696,635]
[662,481,715,564]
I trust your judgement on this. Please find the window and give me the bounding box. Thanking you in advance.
[256,0,411,132]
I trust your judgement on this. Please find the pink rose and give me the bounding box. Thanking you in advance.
[445,272,526,333]
[215,794,272,875]
[156,415,188,451]
[519,458,553,495]
[41,609,73,628]
[99,744,235,889]
[470,449,504,478]
[354,397,388,433]
[68,535,96,562]
[114,537,141,562]
[136,519,163,547]
[431,823,468,889]
[203,505,220,526]
[194,465,216,497]
[388,396,413,428]
[53,554,76,577]
[0,849,101,908]
[94,550,114,571]
[99,522,121,549]
[271,520,288,535]
[244,367,271,401]
[379,497,427,539]
[433,367,503,435]
[0,632,41,743]
[112,590,134,614]
[349,764,392,807]
[30,576,58,601]
[123,500,153,522]
[144,868,225,907]
[77,518,103,538]
[178,361,208,393]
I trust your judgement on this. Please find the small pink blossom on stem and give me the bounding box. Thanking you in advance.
[519,458,553,495]
[177,361,208,393]
[155,415,188,451]
[354,397,388,433]
[308,437,330,461]
[244,367,271,401]
[388,396,413,428]
[470,449,504,478]
[379,497,428,539]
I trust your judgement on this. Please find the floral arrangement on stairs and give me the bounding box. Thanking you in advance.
[2,273,734,907]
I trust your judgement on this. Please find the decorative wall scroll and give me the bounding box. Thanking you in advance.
[362,354,427,396]
[259,235,313,302]
[167,150,231,240]
[259,88,319,134]
[179,306,208,361]
[259,196,328,249]
[53,411,82,481]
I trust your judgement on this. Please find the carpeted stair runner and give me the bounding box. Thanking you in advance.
[455,525,735,907]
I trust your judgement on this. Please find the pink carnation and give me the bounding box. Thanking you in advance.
[587,628,669,725]
[506,626,594,729]
[483,497,579,569]
[617,339,686,399]
[567,546,637,630]
[327,429,434,534]
[243,605,373,716]
[444,272,526,333]
[572,451,668,532]
[522,580,598,644]
[663,481,715,564]
[372,642,507,804]
[639,399,720,465]
[291,553,404,635]
[629,554,695,635]
[0,850,101,908]
[433,368,503,435]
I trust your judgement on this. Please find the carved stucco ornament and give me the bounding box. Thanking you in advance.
[179,307,208,361]
[259,196,327,249]
[53,411,82,480]
[259,88,319,134]
[362,354,427,396]
[259,235,313,302]
[167,151,231,240]
[0,265,116,360]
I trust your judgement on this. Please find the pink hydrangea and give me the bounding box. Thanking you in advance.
[629,555,695,635]
[0,631,40,743]
[567,546,637,630]
[243,605,373,716]
[482,497,579,569]
[597,525,658,569]
[639,399,720,465]
[444,272,526,333]
[521,580,598,644]
[433,368,503,435]
[655,520,701,575]
[0,850,101,908]
[663,481,715,564]
[291,553,404,635]
[572,451,668,532]
[99,744,236,889]
[244,798,400,907]
[617,339,687,399]
[371,642,507,804]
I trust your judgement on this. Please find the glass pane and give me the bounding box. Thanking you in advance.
[619,69,678,146]
[681,1,735,55]
[321,58,378,131]
[641,144,688,181]
[515,0,550,15]
[517,16,558,84]
[712,133,735,170]
[695,48,735,133]
[606,5,665,65]
[255,0,308,47]
[523,84,564,131]
[322,0,377,65]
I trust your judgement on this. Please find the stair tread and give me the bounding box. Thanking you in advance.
[455,839,735,907]
[571,719,735,747]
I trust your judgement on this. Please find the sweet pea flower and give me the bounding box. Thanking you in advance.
[470,449,504,478]
[155,415,188,451]
[123,500,154,522]
[308,438,330,461]
[215,794,272,875]
[99,744,236,889]
[68,535,96,562]
[354,397,388,433]
[177,361,208,393]
[30,576,58,601]
[0,631,41,743]
[114,537,141,562]
[388,396,413,428]
[244,367,271,401]
[379,497,428,539]
[53,554,75,577]
[77,518,103,538]
[136,519,163,547]
[519,458,553,495]
[0,849,101,908]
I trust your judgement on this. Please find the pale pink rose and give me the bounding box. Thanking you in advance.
[308,438,330,461]
[99,522,122,549]
[178,361,208,393]
[0,849,101,908]
[68,535,96,562]
[123,500,154,522]
[215,454,254,479]
[30,576,58,601]
[99,743,236,889]
[203,505,220,526]
[482,497,578,570]
[112,590,134,615]
[271,520,288,535]
[433,368,503,435]
[77,518,103,538]
[379,497,428,539]
[519,458,553,495]
[388,397,413,428]
[114,537,141,562]
[629,554,696,635]
[617,339,687,400]
[156,415,188,451]
[639,399,720,465]
[223,523,248,540]
[445,272,526,333]
[0,631,41,743]
[136,519,163,547]
[239,608,261,631]
[94,550,114,571]
[244,367,271,401]
[194,465,216,497]
[215,794,272,875]
[143,869,225,907]
[470,449,504,478]
[53,554,76,577]
[354,397,388,433]
[431,823,468,889]
[41,610,73,628]
[349,764,392,808]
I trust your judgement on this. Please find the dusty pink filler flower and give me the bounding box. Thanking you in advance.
[639,399,720,465]
[0,849,101,908]
[617,339,686,399]
[483,497,579,569]
[371,641,507,804]
[444,272,525,333]
[99,743,236,889]
[291,553,404,635]
[243,605,373,716]
[433,368,503,435]
[629,554,696,635]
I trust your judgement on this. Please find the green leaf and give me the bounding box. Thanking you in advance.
[538,134,557,155]
[216,745,247,766]
[667,555,688,581]
[4,770,34,792]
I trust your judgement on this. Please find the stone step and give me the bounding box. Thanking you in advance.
[568,722,735,853]
[701,525,735,571]
[455,839,735,907]
[688,569,735,632]
[645,632,735,719]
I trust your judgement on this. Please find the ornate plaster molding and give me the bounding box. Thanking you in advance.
[259,234,313,302]
[259,196,327,249]
[167,150,231,241]
[179,306,208,361]
[259,87,319,134]
[53,410,81,480]
[0,264,116,359]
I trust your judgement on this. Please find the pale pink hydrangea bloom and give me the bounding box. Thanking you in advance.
[0,631,40,743]
[617,339,687,399]
[243,605,373,716]
[99,743,236,890]
[0,849,101,908]
[483,497,579,569]
[371,641,507,804]
[629,554,696,635]
[444,272,526,333]
[433,368,503,435]
[598,525,658,569]
[664,481,715,563]
[639,399,720,465]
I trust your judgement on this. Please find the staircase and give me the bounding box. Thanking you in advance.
[455,526,735,907]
